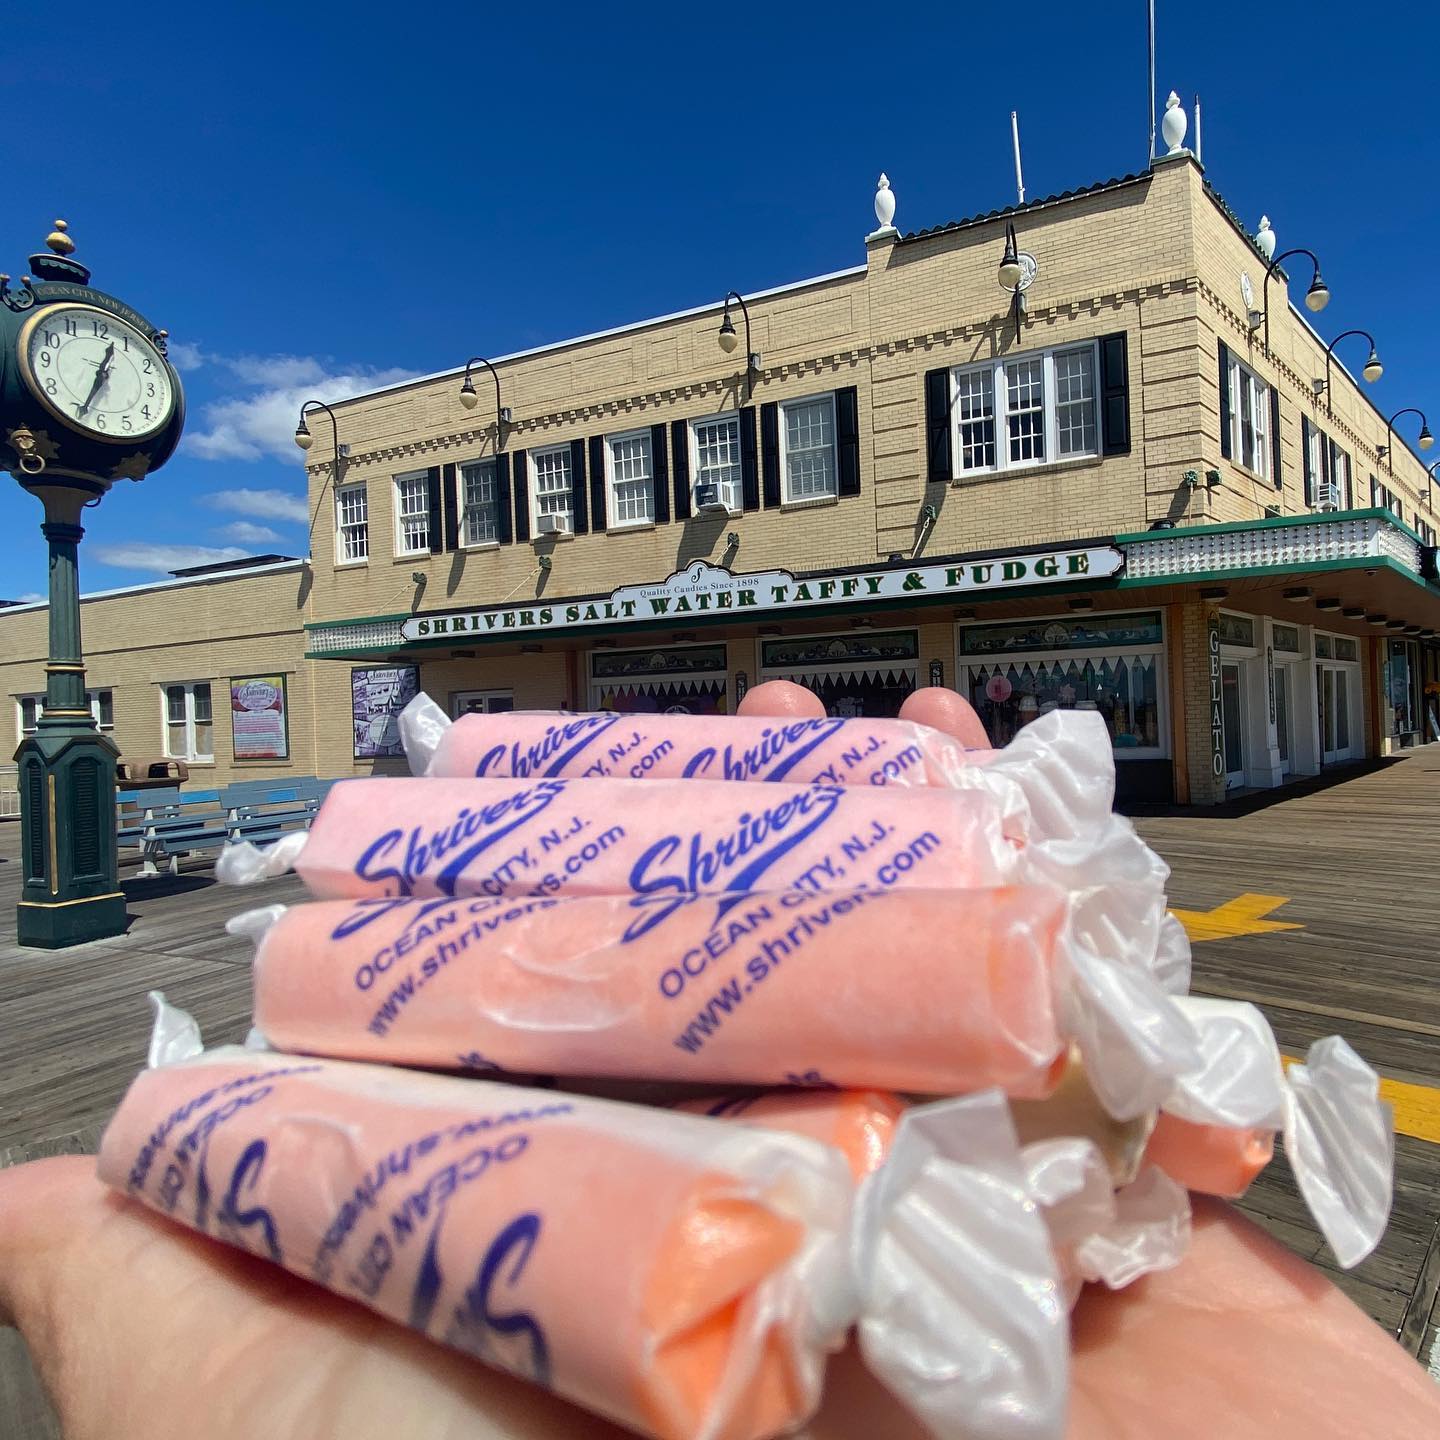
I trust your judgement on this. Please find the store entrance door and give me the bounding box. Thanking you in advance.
[1221,662,1245,788]
[1317,665,1353,764]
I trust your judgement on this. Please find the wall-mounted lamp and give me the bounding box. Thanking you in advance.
[1385,407,1433,473]
[1314,598,1342,611]
[1384,620,1407,631]
[1365,613,1389,625]
[458,357,511,440]
[1318,329,1382,416]
[996,222,1035,344]
[1282,587,1313,602]
[294,399,349,460]
[1341,606,1367,619]
[1261,247,1329,355]
[717,291,762,402]
[1428,461,1440,485]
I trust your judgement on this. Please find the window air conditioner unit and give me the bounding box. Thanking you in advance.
[537,513,570,536]
[1314,482,1341,512]
[693,482,729,514]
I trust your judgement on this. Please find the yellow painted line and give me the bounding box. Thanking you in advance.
[1171,893,1304,942]
[1282,1055,1440,1145]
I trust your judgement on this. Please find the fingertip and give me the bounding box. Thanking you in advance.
[897,687,991,748]
[735,680,826,719]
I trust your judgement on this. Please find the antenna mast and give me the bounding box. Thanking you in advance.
[1010,111,1025,205]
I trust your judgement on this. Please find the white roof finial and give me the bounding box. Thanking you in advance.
[867,173,898,243]
[1255,215,1276,262]
[1161,91,1188,155]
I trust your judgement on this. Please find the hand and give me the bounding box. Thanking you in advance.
[76,341,115,419]
[3,1158,1439,1440]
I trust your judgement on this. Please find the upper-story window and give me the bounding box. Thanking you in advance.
[530,446,573,533]
[16,689,112,737]
[781,394,837,502]
[1225,354,1269,480]
[461,461,499,546]
[1371,476,1402,521]
[606,430,655,527]
[1417,518,1436,546]
[950,343,1099,478]
[1330,447,1351,509]
[394,471,430,555]
[691,414,742,512]
[163,682,212,762]
[335,482,368,564]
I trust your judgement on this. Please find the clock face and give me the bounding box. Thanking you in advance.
[21,304,175,442]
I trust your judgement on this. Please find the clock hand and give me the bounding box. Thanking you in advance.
[76,342,115,418]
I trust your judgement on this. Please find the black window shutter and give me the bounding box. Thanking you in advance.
[1218,341,1232,460]
[570,439,589,535]
[651,424,670,523]
[426,466,443,554]
[671,418,691,521]
[495,452,513,544]
[441,463,458,550]
[1301,416,1315,507]
[512,448,530,543]
[835,386,861,497]
[1269,388,1283,490]
[924,368,953,481]
[588,435,607,531]
[739,407,759,510]
[760,401,781,508]
[1099,332,1131,456]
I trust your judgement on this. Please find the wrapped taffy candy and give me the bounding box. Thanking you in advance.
[102,998,1069,1440]
[229,884,1188,1110]
[400,694,1115,844]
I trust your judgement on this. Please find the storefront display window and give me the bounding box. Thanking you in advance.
[960,611,1166,758]
[1217,613,1255,648]
[1386,640,1420,736]
[1271,623,1300,653]
[591,645,728,715]
[760,630,918,717]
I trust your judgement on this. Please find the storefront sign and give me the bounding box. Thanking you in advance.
[229,675,289,760]
[929,659,944,687]
[1208,610,1224,778]
[1266,646,1275,724]
[399,548,1125,643]
[352,666,419,758]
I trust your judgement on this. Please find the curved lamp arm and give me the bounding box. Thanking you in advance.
[717,292,761,403]
[459,357,511,442]
[294,399,350,558]
[1262,247,1328,355]
[1322,329,1381,417]
[1384,408,1433,474]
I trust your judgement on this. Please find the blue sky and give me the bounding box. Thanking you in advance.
[3,1,1436,598]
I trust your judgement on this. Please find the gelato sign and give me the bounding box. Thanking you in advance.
[400,547,1124,643]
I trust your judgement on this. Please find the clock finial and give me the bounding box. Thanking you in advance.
[46,220,75,257]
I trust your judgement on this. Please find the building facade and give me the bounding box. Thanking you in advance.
[6,133,1440,806]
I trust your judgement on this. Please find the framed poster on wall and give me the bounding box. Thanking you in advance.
[229,675,290,760]
[352,666,419,758]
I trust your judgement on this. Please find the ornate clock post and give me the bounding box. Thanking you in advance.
[1,222,184,947]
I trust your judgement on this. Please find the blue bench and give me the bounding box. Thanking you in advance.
[117,777,337,876]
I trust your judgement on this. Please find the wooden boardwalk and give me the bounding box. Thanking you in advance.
[2,751,1438,1432]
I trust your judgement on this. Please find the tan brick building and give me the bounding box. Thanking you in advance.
[6,133,1440,805]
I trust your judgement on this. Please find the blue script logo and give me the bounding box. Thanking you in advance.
[475,713,620,778]
[623,785,843,941]
[681,717,846,783]
[352,781,566,902]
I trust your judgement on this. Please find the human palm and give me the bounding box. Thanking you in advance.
[2,1159,1437,1440]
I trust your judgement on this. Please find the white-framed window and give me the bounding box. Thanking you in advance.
[690,413,742,512]
[450,689,516,719]
[394,471,431,555]
[1418,518,1437,546]
[1226,354,1270,480]
[1330,447,1351,509]
[162,682,213,762]
[606,429,656,527]
[530,446,573,533]
[950,343,1099,478]
[17,689,113,735]
[781,393,837,502]
[335,482,369,564]
[461,461,500,546]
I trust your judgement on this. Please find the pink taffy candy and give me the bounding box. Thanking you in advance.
[737,679,825,719]
[1142,1113,1275,1198]
[240,887,1070,1095]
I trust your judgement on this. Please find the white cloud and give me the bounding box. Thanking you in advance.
[216,521,284,544]
[15,592,45,604]
[203,487,308,524]
[91,543,249,574]
[183,350,416,462]
[167,339,207,371]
